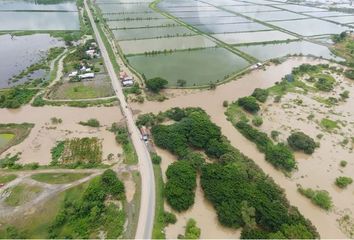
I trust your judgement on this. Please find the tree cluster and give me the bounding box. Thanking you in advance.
[145,77,168,93]
[237,96,260,113]
[251,88,269,103]
[287,132,316,154]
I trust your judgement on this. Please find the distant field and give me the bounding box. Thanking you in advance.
[112,26,196,40]
[212,30,297,45]
[107,18,176,29]
[236,40,342,61]
[120,35,216,54]
[127,47,249,87]
[242,10,309,21]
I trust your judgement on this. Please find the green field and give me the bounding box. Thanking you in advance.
[0,133,15,148]
[31,172,91,184]
[4,184,43,207]
[127,47,250,87]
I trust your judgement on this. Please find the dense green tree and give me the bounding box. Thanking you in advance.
[287,132,316,154]
[265,143,296,171]
[238,96,260,113]
[145,77,168,93]
[184,219,201,239]
[251,88,269,103]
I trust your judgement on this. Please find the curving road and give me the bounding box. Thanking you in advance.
[84,1,155,238]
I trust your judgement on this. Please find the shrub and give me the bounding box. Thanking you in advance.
[151,153,162,165]
[344,69,354,80]
[265,143,296,171]
[79,118,100,127]
[184,219,201,239]
[165,161,197,212]
[164,211,177,225]
[287,132,316,154]
[235,121,271,152]
[271,130,280,141]
[252,88,269,103]
[223,100,229,107]
[146,77,168,93]
[252,116,263,127]
[298,187,332,210]
[340,160,348,167]
[315,77,335,92]
[238,96,260,113]
[335,176,353,188]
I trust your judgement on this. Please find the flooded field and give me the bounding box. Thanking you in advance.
[324,16,354,24]
[212,30,297,45]
[242,10,309,21]
[180,16,251,25]
[237,40,342,61]
[112,26,195,41]
[0,106,124,165]
[107,18,176,29]
[194,22,270,34]
[120,35,216,55]
[0,134,15,149]
[0,0,79,31]
[0,34,64,88]
[127,47,249,86]
[269,18,349,36]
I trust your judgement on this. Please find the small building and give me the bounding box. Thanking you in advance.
[85,68,92,72]
[79,72,95,79]
[122,80,134,87]
[68,71,78,77]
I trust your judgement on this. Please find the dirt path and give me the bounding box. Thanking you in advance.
[132,57,346,238]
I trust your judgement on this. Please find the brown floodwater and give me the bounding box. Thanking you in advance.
[132,57,347,238]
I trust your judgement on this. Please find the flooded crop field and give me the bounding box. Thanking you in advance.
[0,34,64,88]
[0,0,79,31]
[95,0,354,87]
[127,47,249,87]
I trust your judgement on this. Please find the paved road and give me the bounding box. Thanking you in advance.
[84,1,155,239]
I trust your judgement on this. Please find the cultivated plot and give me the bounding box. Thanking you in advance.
[106,18,176,29]
[212,30,297,45]
[268,18,349,36]
[242,10,310,21]
[237,40,342,61]
[119,35,217,55]
[97,3,153,13]
[225,5,280,13]
[171,10,235,18]
[324,16,354,24]
[180,16,251,25]
[127,47,250,86]
[304,11,352,18]
[103,12,164,20]
[195,22,270,34]
[275,4,326,12]
[112,26,196,40]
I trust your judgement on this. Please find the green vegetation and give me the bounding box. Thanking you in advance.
[287,132,316,154]
[183,219,201,239]
[50,138,102,167]
[314,75,335,92]
[0,123,34,154]
[345,69,354,80]
[340,160,348,167]
[151,152,162,165]
[0,88,38,108]
[31,172,91,184]
[146,77,168,93]
[320,118,339,131]
[251,88,269,103]
[79,118,100,127]
[51,117,62,124]
[152,164,166,239]
[235,121,296,171]
[5,184,42,207]
[149,108,318,238]
[335,176,353,188]
[238,96,260,113]
[110,124,138,165]
[0,174,17,184]
[252,116,263,127]
[165,160,196,212]
[0,153,38,170]
[48,169,125,238]
[298,187,332,210]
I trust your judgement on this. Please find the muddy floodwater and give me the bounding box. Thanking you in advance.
[0,34,64,88]
[132,57,347,238]
[0,106,124,165]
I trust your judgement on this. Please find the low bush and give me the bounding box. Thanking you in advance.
[251,88,269,103]
[79,118,100,127]
[151,153,162,165]
[238,96,260,113]
[340,160,347,167]
[184,219,201,239]
[298,187,332,210]
[335,176,353,188]
[287,132,316,154]
[163,211,177,225]
[146,77,168,93]
[252,116,263,127]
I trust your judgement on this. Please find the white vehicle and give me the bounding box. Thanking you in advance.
[79,72,95,79]
[68,71,78,77]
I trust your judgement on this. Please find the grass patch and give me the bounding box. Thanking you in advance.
[0,179,90,238]
[320,118,339,131]
[152,164,166,239]
[110,124,138,165]
[31,172,91,184]
[298,187,332,210]
[0,174,17,184]
[0,123,34,155]
[4,184,43,207]
[78,118,100,127]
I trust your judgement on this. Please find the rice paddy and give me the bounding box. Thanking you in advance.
[94,0,353,87]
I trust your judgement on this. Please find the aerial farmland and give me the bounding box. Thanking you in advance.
[94,0,353,87]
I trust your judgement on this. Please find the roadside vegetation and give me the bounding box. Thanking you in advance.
[31,172,91,184]
[142,107,318,238]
